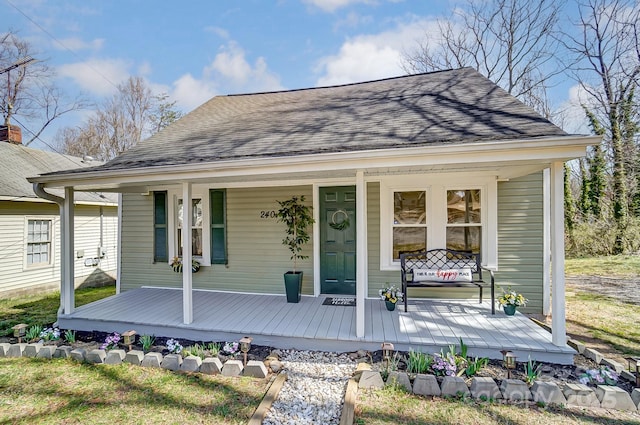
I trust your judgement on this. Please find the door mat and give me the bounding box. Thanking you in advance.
[322,297,356,306]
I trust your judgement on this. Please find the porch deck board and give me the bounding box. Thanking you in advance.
[302,300,329,340]
[57,287,576,364]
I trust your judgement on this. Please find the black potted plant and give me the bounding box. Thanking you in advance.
[276,195,315,303]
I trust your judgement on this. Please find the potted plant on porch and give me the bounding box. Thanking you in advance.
[276,195,315,303]
[497,287,527,315]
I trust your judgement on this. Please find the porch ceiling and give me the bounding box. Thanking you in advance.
[58,287,575,364]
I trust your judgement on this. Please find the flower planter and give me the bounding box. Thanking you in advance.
[284,271,302,303]
[385,300,397,311]
[503,305,517,316]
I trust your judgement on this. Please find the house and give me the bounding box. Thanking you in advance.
[29,68,598,360]
[0,137,118,297]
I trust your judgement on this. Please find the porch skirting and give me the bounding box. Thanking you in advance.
[57,287,575,364]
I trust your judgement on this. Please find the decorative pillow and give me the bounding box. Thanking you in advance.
[412,268,473,283]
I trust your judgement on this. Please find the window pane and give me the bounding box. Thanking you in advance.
[447,190,481,224]
[446,227,481,253]
[394,191,426,224]
[26,220,51,266]
[193,199,203,228]
[178,199,184,228]
[177,230,203,257]
[393,227,426,260]
[193,229,203,256]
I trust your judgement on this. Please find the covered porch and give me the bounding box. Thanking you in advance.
[57,287,575,364]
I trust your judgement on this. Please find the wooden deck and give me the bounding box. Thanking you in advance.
[57,287,575,364]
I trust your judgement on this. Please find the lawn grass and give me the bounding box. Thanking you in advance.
[565,291,640,358]
[0,285,269,424]
[355,385,640,424]
[565,255,640,277]
[0,285,115,336]
[0,357,267,425]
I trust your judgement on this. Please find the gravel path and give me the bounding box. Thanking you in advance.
[263,350,356,425]
[566,276,640,305]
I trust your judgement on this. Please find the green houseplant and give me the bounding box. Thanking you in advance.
[276,195,315,303]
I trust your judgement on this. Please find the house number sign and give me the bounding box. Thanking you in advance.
[260,210,277,219]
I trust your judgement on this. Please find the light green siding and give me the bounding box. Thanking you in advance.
[0,201,117,297]
[122,175,546,312]
[496,172,544,313]
[120,186,314,295]
[366,182,397,297]
[367,174,546,308]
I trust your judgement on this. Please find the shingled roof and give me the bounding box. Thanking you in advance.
[49,67,569,175]
[1,142,116,203]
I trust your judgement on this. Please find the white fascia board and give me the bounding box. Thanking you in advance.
[29,135,600,190]
[0,195,117,207]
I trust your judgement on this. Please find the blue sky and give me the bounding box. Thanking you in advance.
[3,0,585,151]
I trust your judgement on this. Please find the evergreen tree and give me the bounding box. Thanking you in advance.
[578,159,591,218]
[564,163,576,233]
[584,107,607,220]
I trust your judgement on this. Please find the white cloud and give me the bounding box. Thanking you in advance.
[315,17,438,86]
[57,58,130,96]
[172,74,217,111]
[303,0,374,13]
[170,40,283,111]
[204,26,230,39]
[556,84,593,135]
[53,37,104,51]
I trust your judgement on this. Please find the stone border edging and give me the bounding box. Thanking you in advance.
[529,317,638,384]
[352,367,640,413]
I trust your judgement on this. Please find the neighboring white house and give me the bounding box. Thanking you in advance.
[30,68,599,346]
[0,137,118,297]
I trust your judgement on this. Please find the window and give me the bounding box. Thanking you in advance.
[446,189,481,254]
[154,187,227,266]
[27,219,52,266]
[380,175,497,270]
[392,191,427,260]
[153,191,168,262]
[177,198,203,257]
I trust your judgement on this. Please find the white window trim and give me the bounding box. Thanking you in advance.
[380,174,498,271]
[167,187,211,266]
[24,216,55,270]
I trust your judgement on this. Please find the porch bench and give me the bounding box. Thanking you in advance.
[400,249,495,314]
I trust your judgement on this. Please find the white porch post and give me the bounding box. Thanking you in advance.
[62,187,75,314]
[542,169,551,315]
[356,170,367,338]
[182,182,193,324]
[550,162,566,346]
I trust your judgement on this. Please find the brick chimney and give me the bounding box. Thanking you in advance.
[0,125,22,144]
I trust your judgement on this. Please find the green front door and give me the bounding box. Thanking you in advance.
[320,186,356,295]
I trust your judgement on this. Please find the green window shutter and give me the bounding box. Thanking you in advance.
[210,189,227,264]
[153,191,168,262]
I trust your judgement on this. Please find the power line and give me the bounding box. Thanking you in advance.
[4,0,119,91]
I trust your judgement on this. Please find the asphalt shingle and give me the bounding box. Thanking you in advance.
[42,68,569,176]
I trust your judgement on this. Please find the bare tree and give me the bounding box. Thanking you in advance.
[0,30,84,145]
[562,0,640,253]
[57,76,182,161]
[402,0,564,116]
